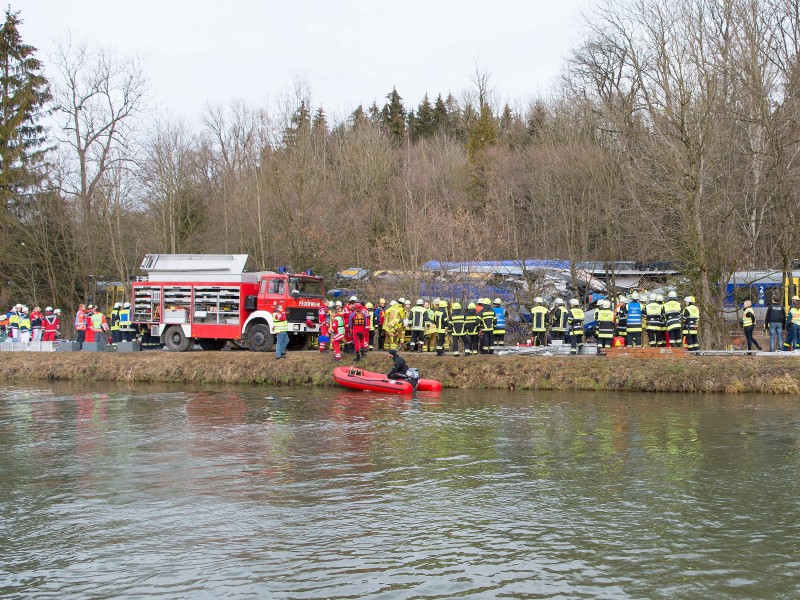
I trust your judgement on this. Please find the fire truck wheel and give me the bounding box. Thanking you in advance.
[164,326,192,352]
[247,323,274,352]
[198,339,226,351]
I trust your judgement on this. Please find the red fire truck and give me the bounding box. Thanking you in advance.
[131,254,325,351]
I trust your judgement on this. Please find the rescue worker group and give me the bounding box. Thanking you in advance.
[1,303,133,345]
[316,291,702,359]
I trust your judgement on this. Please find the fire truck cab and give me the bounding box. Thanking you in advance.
[132,254,325,351]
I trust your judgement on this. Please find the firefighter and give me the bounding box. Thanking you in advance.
[434,300,449,356]
[464,302,479,355]
[682,296,700,351]
[118,302,133,342]
[110,302,122,344]
[74,304,87,346]
[663,291,682,347]
[349,302,368,360]
[492,298,506,348]
[449,302,466,356]
[479,298,496,354]
[568,298,585,355]
[626,291,643,348]
[784,295,800,351]
[374,298,386,350]
[365,301,375,350]
[741,299,762,351]
[43,307,59,342]
[550,298,568,342]
[409,299,427,352]
[342,296,356,353]
[596,299,615,354]
[331,301,345,360]
[423,301,437,352]
[530,297,549,347]
[382,300,403,351]
[645,294,664,347]
[318,301,331,352]
[614,295,628,340]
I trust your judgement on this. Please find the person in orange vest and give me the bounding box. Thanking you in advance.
[75,303,87,347]
[349,302,368,361]
[318,301,331,352]
[43,307,59,341]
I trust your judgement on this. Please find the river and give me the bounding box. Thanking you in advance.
[1,383,799,599]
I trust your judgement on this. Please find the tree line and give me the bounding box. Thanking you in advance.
[3,0,800,346]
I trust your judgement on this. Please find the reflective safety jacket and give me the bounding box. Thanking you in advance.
[492,306,506,334]
[551,306,568,333]
[682,305,700,334]
[110,308,120,331]
[569,307,585,336]
[464,308,479,335]
[75,309,87,331]
[449,309,466,336]
[663,300,682,331]
[531,306,549,332]
[741,307,756,328]
[410,305,427,331]
[433,309,448,334]
[596,309,614,338]
[273,310,288,333]
[626,301,643,332]
[645,302,664,329]
[481,308,496,333]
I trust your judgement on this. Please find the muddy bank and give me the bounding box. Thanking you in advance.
[0,350,799,394]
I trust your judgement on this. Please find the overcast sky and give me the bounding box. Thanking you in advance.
[20,0,592,123]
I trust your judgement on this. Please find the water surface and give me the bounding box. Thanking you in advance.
[1,383,799,598]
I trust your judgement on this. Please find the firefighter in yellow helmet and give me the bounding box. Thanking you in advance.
[464,302,479,355]
[433,300,449,356]
[682,296,700,351]
[568,298,585,355]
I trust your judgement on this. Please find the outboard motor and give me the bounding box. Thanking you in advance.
[405,368,420,396]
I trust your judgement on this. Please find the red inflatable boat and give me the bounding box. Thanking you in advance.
[332,367,442,394]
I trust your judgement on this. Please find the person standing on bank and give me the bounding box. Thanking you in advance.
[741,300,762,351]
[764,295,786,353]
[273,303,289,359]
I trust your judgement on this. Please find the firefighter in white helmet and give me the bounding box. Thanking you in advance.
[568,298,585,355]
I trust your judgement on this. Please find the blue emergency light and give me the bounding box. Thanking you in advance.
[278,266,287,273]
[305,269,313,275]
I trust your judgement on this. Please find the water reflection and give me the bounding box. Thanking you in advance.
[1,383,799,598]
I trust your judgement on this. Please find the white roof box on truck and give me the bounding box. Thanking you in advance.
[140,254,260,283]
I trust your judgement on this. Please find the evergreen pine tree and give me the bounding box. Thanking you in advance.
[283,100,311,147]
[0,8,51,210]
[411,93,435,141]
[312,107,327,138]
[381,87,406,143]
[349,104,367,130]
[433,94,448,134]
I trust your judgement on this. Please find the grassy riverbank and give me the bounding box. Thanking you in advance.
[0,350,799,394]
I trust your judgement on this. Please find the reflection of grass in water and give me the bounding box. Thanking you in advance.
[0,351,799,394]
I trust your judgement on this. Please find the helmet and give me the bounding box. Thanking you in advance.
[685,296,695,304]
[484,297,492,305]
[45,306,53,312]
[379,298,386,304]
[569,298,579,306]
[641,294,649,303]
[22,306,28,313]
[534,297,543,304]
[451,302,461,310]
[366,302,374,309]
[793,295,800,302]
[656,294,664,302]
[416,298,424,305]
[467,302,476,309]
[87,304,93,309]
[327,301,334,308]
[555,298,564,305]
[631,291,639,300]
[477,298,485,305]
[438,300,447,308]
[54,309,61,314]
[123,302,131,308]
[398,297,405,304]
[404,299,411,306]
[433,297,440,305]
[349,295,358,302]
[602,299,611,309]
[389,300,397,306]
[618,295,627,303]
[335,300,342,307]
[493,298,502,305]
[668,291,677,299]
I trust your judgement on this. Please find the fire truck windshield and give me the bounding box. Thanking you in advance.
[288,277,323,297]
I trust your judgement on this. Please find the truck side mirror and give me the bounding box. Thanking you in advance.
[244,295,257,311]
[290,289,300,297]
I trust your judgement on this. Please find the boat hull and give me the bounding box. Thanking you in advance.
[332,367,441,393]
